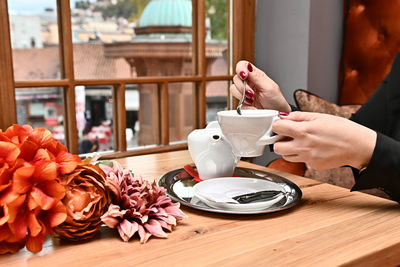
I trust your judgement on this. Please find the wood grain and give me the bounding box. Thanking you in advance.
[232,0,256,109]
[0,0,17,130]
[113,83,127,151]
[2,150,399,266]
[57,0,79,154]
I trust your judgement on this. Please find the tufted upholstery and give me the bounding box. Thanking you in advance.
[340,0,400,105]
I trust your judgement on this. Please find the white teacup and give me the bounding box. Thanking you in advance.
[187,121,239,180]
[217,109,283,157]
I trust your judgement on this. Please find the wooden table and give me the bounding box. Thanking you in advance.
[2,150,400,266]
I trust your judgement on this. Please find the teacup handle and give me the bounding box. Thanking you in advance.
[257,116,284,145]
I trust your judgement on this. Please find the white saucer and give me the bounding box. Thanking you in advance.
[192,177,285,211]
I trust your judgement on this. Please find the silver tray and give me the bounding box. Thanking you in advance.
[157,167,302,215]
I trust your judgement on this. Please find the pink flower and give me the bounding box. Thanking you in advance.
[99,160,187,243]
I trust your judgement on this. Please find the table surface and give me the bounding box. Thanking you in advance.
[2,150,400,266]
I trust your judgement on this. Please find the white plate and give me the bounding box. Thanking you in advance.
[193,177,285,211]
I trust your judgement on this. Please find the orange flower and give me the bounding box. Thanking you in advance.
[55,163,110,241]
[0,124,81,254]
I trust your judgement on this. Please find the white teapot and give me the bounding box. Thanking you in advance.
[188,121,239,180]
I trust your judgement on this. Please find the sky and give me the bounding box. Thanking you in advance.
[8,0,90,14]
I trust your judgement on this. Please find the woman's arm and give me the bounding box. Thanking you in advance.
[350,54,400,202]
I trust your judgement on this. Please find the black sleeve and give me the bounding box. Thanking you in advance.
[350,133,400,202]
[349,76,389,133]
[349,53,400,202]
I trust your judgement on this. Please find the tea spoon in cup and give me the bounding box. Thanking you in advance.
[236,80,246,115]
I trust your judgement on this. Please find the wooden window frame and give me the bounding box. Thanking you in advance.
[0,0,255,158]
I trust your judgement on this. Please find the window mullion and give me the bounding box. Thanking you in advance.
[113,83,127,151]
[57,0,78,154]
[232,0,256,109]
[192,0,206,129]
[0,1,17,130]
[232,0,255,67]
[159,82,169,145]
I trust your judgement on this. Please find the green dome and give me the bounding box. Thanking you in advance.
[139,0,192,27]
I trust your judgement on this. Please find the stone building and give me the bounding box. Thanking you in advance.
[105,0,228,145]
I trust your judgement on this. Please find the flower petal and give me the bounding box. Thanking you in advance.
[47,201,67,228]
[26,233,44,253]
[12,165,35,194]
[39,180,65,201]
[138,224,152,244]
[4,124,32,141]
[29,187,56,210]
[27,212,42,237]
[0,141,20,165]
[158,219,172,232]
[117,219,138,242]
[0,186,19,206]
[0,205,9,225]
[46,141,68,156]
[19,140,39,162]
[56,151,81,174]
[0,132,10,142]
[29,128,53,148]
[165,203,187,219]
[101,216,120,229]
[0,224,11,241]
[144,219,168,238]
[0,165,11,190]
[6,195,26,223]
[33,148,51,162]
[9,212,28,240]
[33,161,57,182]
[0,240,25,254]
[101,204,123,228]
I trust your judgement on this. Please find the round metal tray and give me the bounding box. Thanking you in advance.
[157,167,302,215]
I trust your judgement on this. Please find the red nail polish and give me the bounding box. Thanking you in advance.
[245,97,254,104]
[247,63,253,72]
[245,90,254,98]
[279,111,289,116]
[239,71,246,79]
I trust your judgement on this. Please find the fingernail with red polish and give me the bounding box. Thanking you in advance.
[247,63,253,72]
[245,90,254,98]
[279,111,289,116]
[245,97,254,104]
[239,71,246,79]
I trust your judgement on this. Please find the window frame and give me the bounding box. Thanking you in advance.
[0,0,255,158]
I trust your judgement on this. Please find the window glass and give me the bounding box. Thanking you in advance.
[75,85,114,154]
[205,0,229,75]
[130,83,160,147]
[8,0,61,80]
[15,87,65,144]
[206,81,229,124]
[125,84,140,149]
[6,0,235,155]
[168,82,195,143]
[72,0,194,79]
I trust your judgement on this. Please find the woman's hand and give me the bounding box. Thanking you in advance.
[230,60,291,112]
[272,112,377,170]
